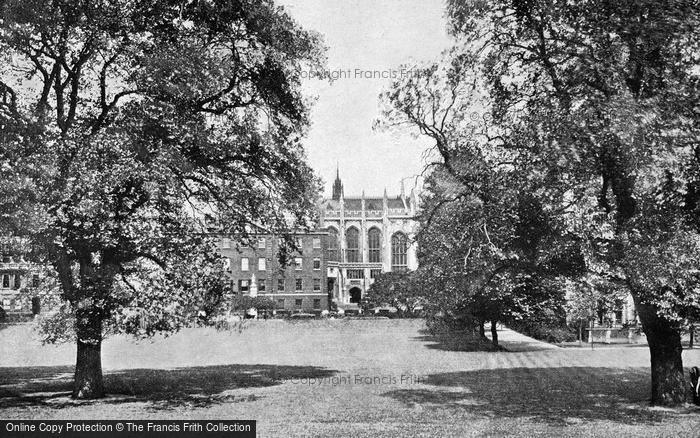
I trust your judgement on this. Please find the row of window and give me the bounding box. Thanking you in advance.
[327,228,408,270]
[221,237,323,252]
[1,297,23,310]
[224,257,322,272]
[236,278,323,293]
[346,269,383,279]
[221,230,409,270]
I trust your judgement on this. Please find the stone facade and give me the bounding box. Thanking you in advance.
[0,252,43,315]
[319,169,419,308]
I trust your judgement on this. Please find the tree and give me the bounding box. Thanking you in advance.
[409,167,578,347]
[0,0,323,399]
[383,0,700,405]
[365,270,424,316]
[454,0,700,405]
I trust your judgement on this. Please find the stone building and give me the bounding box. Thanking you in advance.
[0,244,43,315]
[319,169,419,309]
[220,231,330,313]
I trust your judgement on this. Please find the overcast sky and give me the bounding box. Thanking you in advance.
[278,0,452,198]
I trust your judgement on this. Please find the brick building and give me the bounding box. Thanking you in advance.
[220,231,330,313]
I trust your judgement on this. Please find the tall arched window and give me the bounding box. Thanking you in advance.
[346,227,360,262]
[368,228,382,263]
[327,227,339,262]
[391,232,408,272]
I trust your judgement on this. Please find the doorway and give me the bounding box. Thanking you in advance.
[349,287,362,304]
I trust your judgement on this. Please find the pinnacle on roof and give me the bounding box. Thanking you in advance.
[332,164,344,201]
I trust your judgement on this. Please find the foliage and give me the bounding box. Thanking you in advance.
[442,0,700,323]
[36,303,76,344]
[0,0,324,397]
[564,274,630,326]
[231,295,276,312]
[365,271,424,315]
[0,0,323,336]
[381,0,700,405]
[510,322,576,344]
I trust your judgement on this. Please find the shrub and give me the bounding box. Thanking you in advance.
[510,321,576,343]
[231,296,275,312]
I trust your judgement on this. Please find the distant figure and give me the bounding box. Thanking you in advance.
[691,367,700,404]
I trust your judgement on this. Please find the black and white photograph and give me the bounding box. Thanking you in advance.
[1,0,700,436]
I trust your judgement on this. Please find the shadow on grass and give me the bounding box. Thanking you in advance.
[413,329,503,352]
[0,364,337,410]
[383,367,693,425]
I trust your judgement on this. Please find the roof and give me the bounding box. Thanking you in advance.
[321,196,410,211]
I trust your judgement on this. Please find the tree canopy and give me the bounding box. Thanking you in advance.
[0,0,324,398]
[381,0,700,405]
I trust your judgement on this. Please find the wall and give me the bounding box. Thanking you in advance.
[221,232,329,313]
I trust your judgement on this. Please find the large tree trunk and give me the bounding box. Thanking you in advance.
[490,320,499,347]
[72,309,104,399]
[633,298,690,405]
[478,320,486,339]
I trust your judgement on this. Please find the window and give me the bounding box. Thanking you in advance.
[32,274,40,288]
[13,274,20,289]
[223,257,231,271]
[313,258,321,270]
[295,237,303,251]
[295,299,303,309]
[2,274,9,289]
[391,232,408,272]
[347,269,364,279]
[277,299,285,308]
[370,269,382,279]
[278,278,285,291]
[327,228,339,262]
[257,238,266,249]
[313,237,321,249]
[295,278,303,291]
[313,278,321,291]
[222,238,231,249]
[2,298,9,309]
[241,257,249,271]
[368,228,382,263]
[258,279,266,292]
[313,299,321,310]
[614,310,623,324]
[258,258,266,271]
[238,280,249,294]
[346,227,360,262]
[295,257,302,270]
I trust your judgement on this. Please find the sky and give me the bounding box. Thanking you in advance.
[277,0,452,198]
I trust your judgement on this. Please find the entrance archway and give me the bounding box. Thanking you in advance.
[349,287,362,304]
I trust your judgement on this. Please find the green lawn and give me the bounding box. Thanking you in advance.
[1,319,699,437]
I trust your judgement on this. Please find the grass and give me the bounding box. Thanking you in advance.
[1,319,699,437]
